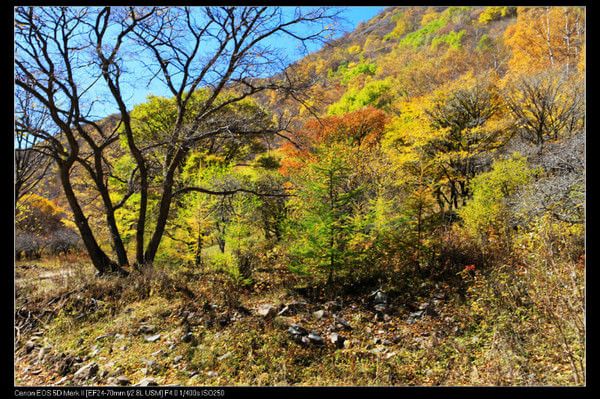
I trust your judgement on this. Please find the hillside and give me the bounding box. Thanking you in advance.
[15,6,585,388]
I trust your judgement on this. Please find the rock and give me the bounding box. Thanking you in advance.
[55,376,69,385]
[138,377,158,386]
[95,333,113,341]
[276,306,291,316]
[144,359,162,375]
[374,303,387,313]
[138,325,157,335]
[169,343,177,351]
[329,333,346,349]
[73,362,99,380]
[56,354,78,376]
[287,324,308,336]
[207,371,218,378]
[90,345,100,357]
[333,316,352,330]
[373,337,382,345]
[383,314,392,322]
[323,300,342,311]
[151,349,167,358]
[373,290,388,305]
[24,340,38,354]
[181,332,196,344]
[217,315,230,327]
[217,352,232,361]
[307,332,324,345]
[120,345,128,351]
[37,346,51,364]
[173,355,183,364]
[433,292,446,300]
[313,310,328,320]
[373,312,386,322]
[114,334,125,340]
[115,375,131,386]
[144,334,161,343]
[256,304,277,319]
[385,352,397,360]
[407,310,425,324]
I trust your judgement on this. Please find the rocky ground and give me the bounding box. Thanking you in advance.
[15,259,472,386]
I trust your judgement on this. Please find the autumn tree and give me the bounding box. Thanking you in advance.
[15,6,339,274]
[504,7,584,75]
[504,70,584,154]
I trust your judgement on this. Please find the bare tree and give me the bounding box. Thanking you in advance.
[15,6,339,273]
[94,6,340,266]
[14,88,52,202]
[505,70,584,154]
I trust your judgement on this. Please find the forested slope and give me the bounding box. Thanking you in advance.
[15,6,585,386]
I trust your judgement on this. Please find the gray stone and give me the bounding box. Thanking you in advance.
[287,324,308,336]
[374,303,387,313]
[115,375,130,386]
[181,332,196,344]
[138,377,158,386]
[144,334,161,343]
[374,290,388,305]
[217,352,232,361]
[25,340,38,354]
[95,333,113,341]
[173,355,183,363]
[329,333,346,349]
[256,304,277,319]
[138,325,157,335]
[333,316,352,330]
[151,349,167,358]
[207,371,218,378]
[73,362,99,380]
[308,332,324,345]
[277,306,291,316]
[312,310,328,320]
[286,301,308,313]
[323,300,342,311]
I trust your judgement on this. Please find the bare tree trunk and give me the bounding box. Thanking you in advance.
[59,164,125,275]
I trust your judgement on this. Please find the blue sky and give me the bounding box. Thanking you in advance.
[113,6,388,115]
